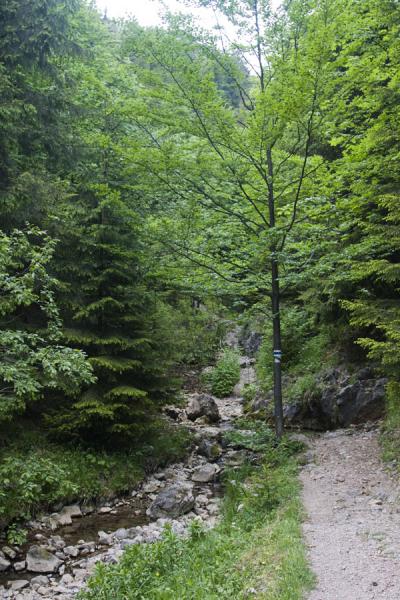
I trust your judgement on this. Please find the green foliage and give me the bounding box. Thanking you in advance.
[79,433,312,600]
[381,381,400,465]
[211,349,240,398]
[0,421,191,529]
[6,524,28,546]
[223,419,275,453]
[0,227,94,421]
[242,383,257,405]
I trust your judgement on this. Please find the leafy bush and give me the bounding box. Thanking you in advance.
[211,350,240,397]
[0,422,191,530]
[223,419,275,452]
[242,383,257,405]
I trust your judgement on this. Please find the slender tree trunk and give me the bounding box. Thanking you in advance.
[271,257,283,438]
[267,146,284,439]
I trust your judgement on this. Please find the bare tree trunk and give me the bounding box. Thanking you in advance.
[267,146,284,439]
[271,256,283,438]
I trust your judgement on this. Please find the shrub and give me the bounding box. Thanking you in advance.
[211,350,240,397]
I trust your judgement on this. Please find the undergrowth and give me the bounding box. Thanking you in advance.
[0,421,191,532]
[79,434,313,600]
[381,381,400,466]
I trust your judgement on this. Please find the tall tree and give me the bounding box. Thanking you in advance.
[123,0,335,436]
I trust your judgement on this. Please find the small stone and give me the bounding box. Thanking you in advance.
[63,545,79,558]
[97,506,112,514]
[98,531,113,545]
[60,574,74,585]
[14,561,26,572]
[114,528,128,540]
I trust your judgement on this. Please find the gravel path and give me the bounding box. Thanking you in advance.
[301,428,400,600]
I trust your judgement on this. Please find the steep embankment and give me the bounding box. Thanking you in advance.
[301,428,400,599]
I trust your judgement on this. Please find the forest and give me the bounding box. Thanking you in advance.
[0,0,399,598]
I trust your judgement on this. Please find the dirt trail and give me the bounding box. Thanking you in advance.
[301,428,400,600]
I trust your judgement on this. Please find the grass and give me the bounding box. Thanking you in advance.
[0,420,192,533]
[380,381,400,467]
[79,433,314,600]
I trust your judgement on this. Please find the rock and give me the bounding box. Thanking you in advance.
[250,392,270,413]
[2,546,16,560]
[196,439,222,461]
[191,463,220,483]
[26,546,63,573]
[31,575,49,586]
[142,481,160,494]
[63,545,79,558]
[98,531,113,546]
[337,379,387,426]
[10,580,29,591]
[0,556,10,571]
[239,329,262,356]
[14,561,26,572]
[98,506,112,514]
[148,484,195,519]
[60,574,74,585]
[164,406,182,420]
[114,528,128,540]
[186,394,220,423]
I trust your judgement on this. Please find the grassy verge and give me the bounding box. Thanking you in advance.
[381,381,400,466]
[0,420,191,535]
[79,436,313,600]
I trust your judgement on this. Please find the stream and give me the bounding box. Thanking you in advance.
[0,352,256,600]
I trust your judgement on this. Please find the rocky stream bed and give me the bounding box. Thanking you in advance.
[0,356,256,600]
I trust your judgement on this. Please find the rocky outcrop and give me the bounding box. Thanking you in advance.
[283,368,387,430]
[239,328,262,357]
[148,484,195,519]
[186,393,220,423]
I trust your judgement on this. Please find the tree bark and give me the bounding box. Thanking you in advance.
[271,256,284,438]
[267,146,284,439]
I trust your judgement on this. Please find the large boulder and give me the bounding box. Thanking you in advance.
[148,484,195,519]
[186,394,220,423]
[26,546,63,573]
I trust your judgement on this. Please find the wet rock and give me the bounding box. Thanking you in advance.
[0,556,11,571]
[186,394,220,423]
[26,545,63,573]
[191,463,220,483]
[148,484,195,519]
[196,439,222,461]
